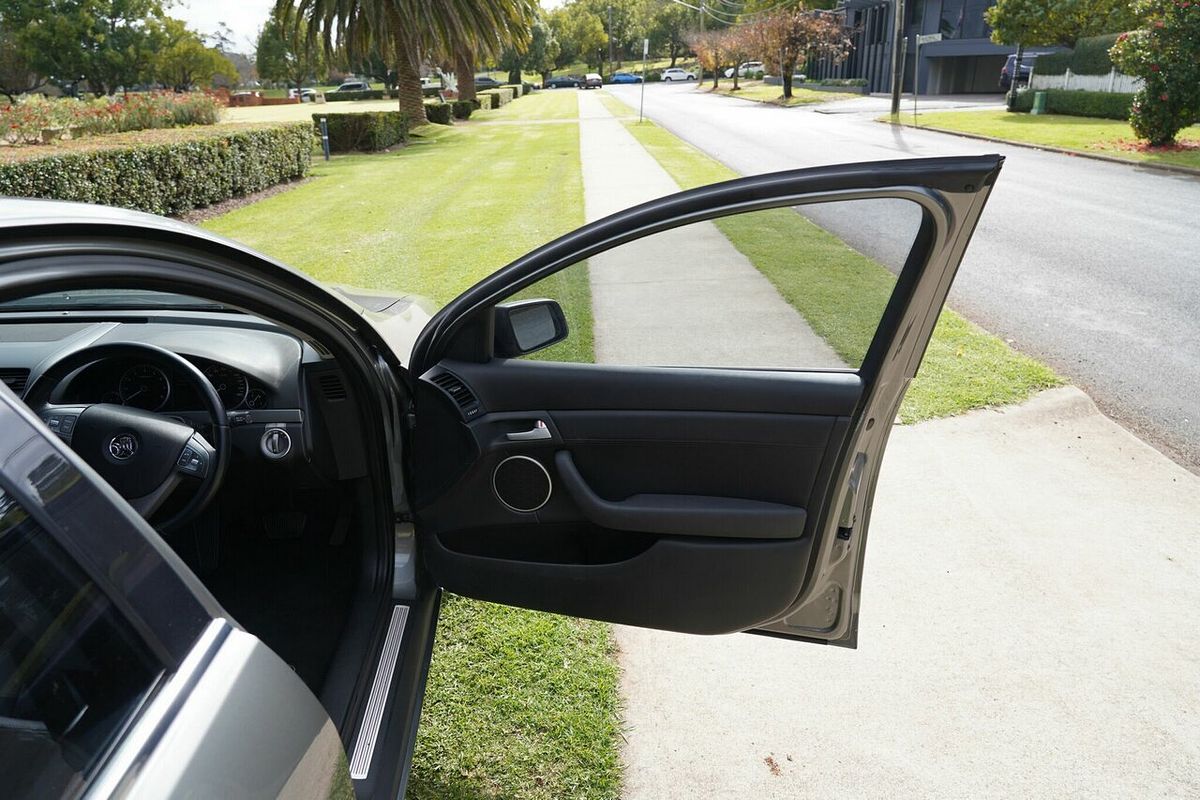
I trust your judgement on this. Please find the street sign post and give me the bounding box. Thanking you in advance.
[639,38,649,123]
[914,33,942,119]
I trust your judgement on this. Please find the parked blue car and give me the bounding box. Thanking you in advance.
[609,72,644,84]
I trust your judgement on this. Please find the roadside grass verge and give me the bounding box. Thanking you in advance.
[598,92,635,117]
[622,119,1062,422]
[204,103,617,800]
[889,110,1200,171]
[709,81,860,106]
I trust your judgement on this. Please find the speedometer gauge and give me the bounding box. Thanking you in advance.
[119,364,171,411]
[201,363,249,408]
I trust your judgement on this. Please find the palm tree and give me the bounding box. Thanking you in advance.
[277,0,535,121]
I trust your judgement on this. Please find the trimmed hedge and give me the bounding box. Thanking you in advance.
[1035,34,1122,76]
[475,93,495,110]
[502,83,523,98]
[314,112,409,152]
[326,89,385,102]
[1014,88,1134,118]
[0,124,312,215]
[450,100,474,120]
[424,102,453,125]
[480,87,514,106]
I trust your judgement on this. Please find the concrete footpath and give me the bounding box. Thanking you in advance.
[577,91,1200,798]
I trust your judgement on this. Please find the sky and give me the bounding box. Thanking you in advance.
[172,0,566,55]
[171,0,276,54]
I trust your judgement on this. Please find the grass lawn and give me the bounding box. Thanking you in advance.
[710,80,860,106]
[476,88,582,122]
[622,119,1062,422]
[892,110,1200,170]
[204,88,617,799]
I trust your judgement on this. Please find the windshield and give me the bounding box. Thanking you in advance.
[0,289,230,312]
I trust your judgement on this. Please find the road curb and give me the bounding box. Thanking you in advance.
[883,120,1200,178]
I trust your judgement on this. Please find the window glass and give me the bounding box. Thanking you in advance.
[509,198,924,370]
[0,488,160,798]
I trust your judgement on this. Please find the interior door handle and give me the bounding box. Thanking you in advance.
[554,451,805,539]
[506,420,552,441]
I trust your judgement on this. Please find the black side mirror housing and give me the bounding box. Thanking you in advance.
[493,299,569,358]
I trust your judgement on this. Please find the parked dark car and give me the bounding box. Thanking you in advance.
[0,155,1003,798]
[609,72,643,84]
[474,75,503,88]
[582,73,603,89]
[999,53,1041,91]
[544,75,582,89]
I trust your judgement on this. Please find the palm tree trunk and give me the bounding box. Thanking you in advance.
[455,47,476,103]
[395,49,427,123]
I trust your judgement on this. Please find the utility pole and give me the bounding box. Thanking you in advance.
[608,4,615,77]
[889,0,907,117]
[700,0,706,33]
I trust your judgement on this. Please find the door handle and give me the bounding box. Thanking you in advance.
[506,420,552,441]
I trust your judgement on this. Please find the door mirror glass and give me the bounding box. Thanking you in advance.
[494,299,569,357]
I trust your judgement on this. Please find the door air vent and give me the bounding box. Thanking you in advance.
[317,372,347,401]
[0,368,30,395]
[430,371,480,417]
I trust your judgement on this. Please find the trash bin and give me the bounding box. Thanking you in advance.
[1031,91,1047,115]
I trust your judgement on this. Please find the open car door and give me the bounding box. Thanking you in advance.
[407,156,1003,646]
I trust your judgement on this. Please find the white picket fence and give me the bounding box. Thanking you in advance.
[1030,68,1143,93]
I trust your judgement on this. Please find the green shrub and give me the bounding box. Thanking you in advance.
[424,101,453,125]
[450,100,474,120]
[1111,0,1200,145]
[1014,88,1134,118]
[522,81,535,94]
[475,93,495,110]
[1072,33,1122,74]
[325,89,385,102]
[479,88,513,107]
[0,124,312,216]
[502,83,523,98]
[1036,50,1072,76]
[314,112,409,152]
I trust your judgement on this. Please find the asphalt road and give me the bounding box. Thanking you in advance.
[608,83,1200,470]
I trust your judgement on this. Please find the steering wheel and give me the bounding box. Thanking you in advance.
[24,342,230,533]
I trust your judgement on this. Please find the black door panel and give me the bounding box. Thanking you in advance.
[415,361,857,633]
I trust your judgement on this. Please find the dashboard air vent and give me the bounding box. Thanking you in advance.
[0,368,30,395]
[317,372,347,401]
[430,371,479,414]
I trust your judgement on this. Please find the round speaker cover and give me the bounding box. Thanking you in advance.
[492,455,551,513]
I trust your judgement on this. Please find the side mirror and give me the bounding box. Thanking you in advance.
[493,299,568,358]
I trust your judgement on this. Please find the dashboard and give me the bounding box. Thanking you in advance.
[0,311,368,486]
[60,355,273,412]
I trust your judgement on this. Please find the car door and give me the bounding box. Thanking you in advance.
[408,155,1003,646]
[0,384,351,798]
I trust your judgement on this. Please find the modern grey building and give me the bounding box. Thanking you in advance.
[808,0,1037,93]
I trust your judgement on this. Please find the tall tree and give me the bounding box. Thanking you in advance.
[986,0,1140,48]
[277,0,536,124]
[499,15,559,84]
[548,3,608,71]
[688,30,727,87]
[639,0,692,67]
[257,14,325,91]
[0,6,46,101]
[746,6,852,98]
[156,17,238,90]
[21,0,170,95]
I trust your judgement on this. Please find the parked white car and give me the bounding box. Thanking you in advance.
[660,67,696,82]
[724,61,764,78]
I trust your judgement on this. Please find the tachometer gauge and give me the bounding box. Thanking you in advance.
[201,363,249,408]
[119,364,171,411]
